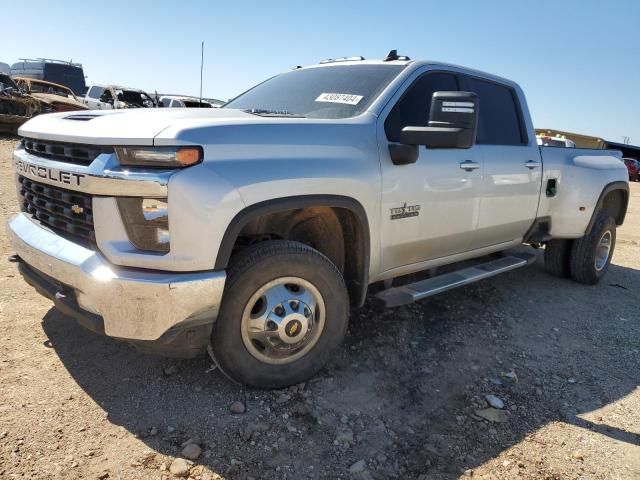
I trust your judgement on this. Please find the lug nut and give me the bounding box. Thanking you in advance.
[275,306,285,316]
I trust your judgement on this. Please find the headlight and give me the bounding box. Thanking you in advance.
[115,146,202,168]
[117,198,170,253]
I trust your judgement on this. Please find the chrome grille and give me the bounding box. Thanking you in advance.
[21,137,113,166]
[18,176,95,246]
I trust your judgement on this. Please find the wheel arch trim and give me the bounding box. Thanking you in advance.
[214,195,371,305]
[585,181,629,234]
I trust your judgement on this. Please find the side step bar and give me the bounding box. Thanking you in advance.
[375,252,537,308]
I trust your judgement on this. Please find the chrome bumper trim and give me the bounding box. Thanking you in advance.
[8,213,226,341]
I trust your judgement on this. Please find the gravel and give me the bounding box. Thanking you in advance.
[1,136,639,479]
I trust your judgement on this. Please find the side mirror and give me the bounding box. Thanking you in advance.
[400,91,479,149]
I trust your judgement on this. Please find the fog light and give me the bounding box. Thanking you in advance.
[117,198,170,253]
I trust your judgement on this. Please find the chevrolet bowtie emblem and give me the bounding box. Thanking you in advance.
[71,204,84,214]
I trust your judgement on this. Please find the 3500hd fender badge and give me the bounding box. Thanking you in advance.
[390,203,421,220]
[15,160,86,187]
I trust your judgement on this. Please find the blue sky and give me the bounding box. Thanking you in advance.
[5,0,639,143]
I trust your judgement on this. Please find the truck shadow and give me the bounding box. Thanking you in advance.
[40,255,640,479]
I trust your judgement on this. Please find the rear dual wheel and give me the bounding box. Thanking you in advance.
[544,212,616,285]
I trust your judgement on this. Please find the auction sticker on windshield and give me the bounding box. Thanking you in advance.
[315,93,363,105]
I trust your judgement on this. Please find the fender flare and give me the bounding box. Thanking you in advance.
[214,195,371,305]
[585,181,629,234]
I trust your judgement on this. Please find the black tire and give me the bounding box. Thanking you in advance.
[544,239,573,278]
[569,213,616,285]
[211,240,349,389]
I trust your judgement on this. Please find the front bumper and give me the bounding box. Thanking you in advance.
[8,213,226,355]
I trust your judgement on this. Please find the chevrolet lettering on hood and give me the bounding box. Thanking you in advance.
[14,159,86,187]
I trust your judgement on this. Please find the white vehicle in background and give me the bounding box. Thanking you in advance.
[84,84,156,109]
[0,62,10,76]
[536,135,576,148]
[159,95,213,108]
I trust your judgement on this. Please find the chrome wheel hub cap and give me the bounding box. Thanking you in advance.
[241,277,325,365]
[595,230,612,272]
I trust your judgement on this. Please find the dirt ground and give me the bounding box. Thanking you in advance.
[0,135,638,480]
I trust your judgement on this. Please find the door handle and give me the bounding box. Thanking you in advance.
[525,160,541,169]
[459,160,480,171]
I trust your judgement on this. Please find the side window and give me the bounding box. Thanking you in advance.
[459,76,524,145]
[161,98,172,107]
[88,86,104,99]
[385,72,458,143]
[101,89,113,101]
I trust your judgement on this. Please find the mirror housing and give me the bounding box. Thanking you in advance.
[400,91,478,149]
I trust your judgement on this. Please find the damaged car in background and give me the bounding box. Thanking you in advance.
[84,84,156,109]
[14,77,88,113]
[0,73,40,134]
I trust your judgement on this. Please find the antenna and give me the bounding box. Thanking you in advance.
[199,41,204,107]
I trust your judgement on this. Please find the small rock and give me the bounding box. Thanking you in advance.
[169,458,192,477]
[475,408,508,423]
[340,415,349,424]
[463,469,473,477]
[180,437,200,448]
[501,370,518,383]
[567,377,577,384]
[181,443,202,460]
[163,365,179,376]
[276,393,291,404]
[336,430,354,443]
[349,460,366,473]
[572,450,584,460]
[485,394,505,409]
[242,422,269,441]
[148,427,158,436]
[167,426,176,433]
[502,460,510,467]
[230,401,246,414]
[97,472,109,480]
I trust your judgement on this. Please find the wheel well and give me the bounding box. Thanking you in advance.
[217,201,369,307]
[601,189,628,226]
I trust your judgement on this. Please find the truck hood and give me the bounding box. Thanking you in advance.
[18,108,257,145]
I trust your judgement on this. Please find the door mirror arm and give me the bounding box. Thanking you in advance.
[388,143,418,165]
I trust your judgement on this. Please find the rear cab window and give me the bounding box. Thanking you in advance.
[458,75,525,146]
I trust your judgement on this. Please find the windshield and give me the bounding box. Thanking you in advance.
[43,63,86,95]
[0,73,18,90]
[225,64,404,118]
[28,81,72,97]
[540,138,567,147]
[117,90,154,107]
[183,100,212,108]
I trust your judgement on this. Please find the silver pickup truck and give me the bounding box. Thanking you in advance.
[7,52,629,388]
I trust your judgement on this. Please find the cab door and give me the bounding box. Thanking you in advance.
[457,75,542,247]
[377,70,483,273]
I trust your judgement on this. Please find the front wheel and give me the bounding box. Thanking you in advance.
[569,213,617,285]
[210,241,349,388]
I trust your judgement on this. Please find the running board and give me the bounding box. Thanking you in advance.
[375,252,537,308]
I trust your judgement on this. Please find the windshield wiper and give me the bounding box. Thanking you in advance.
[244,108,305,118]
